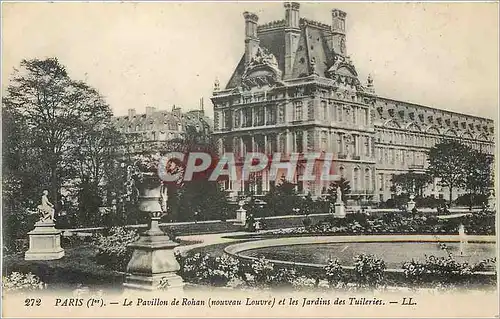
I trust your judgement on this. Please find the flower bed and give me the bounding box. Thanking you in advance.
[263,210,495,237]
[175,249,496,291]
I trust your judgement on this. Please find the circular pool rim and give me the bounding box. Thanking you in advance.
[224,234,497,275]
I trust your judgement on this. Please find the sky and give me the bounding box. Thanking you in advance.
[2,2,499,120]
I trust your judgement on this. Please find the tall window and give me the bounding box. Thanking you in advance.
[243,108,252,127]
[294,101,303,121]
[339,166,345,178]
[364,136,370,156]
[365,168,371,191]
[224,110,232,129]
[234,111,241,128]
[321,131,328,151]
[295,131,303,153]
[320,101,327,120]
[337,134,343,154]
[255,107,264,126]
[353,167,360,191]
[266,105,276,125]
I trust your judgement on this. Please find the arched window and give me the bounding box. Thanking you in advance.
[353,167,360,191]
[365,168,371,191]
[339,166,345,178]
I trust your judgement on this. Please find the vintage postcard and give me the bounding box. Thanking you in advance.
[1,1,499,318]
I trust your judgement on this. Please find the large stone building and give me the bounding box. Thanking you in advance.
[211,3,495,202]
[113,102,212,155]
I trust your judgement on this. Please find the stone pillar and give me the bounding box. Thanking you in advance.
[333,202,346,218]
[407,194,416,211]
[487,192,495,210]
[25,220,64,261]
[234,202,247,225]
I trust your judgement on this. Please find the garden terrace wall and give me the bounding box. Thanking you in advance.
[60,213,333,237]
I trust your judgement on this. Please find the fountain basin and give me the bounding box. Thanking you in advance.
[224,235,497,274]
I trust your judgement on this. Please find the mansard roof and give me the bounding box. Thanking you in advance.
[226,18,346,89]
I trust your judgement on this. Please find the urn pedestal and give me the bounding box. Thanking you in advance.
[124,173,184,291]
[234,207,247,226]
[487,193,495,211]
[25,221,65,261]
[333,203,346,218]
[407,195,416,211]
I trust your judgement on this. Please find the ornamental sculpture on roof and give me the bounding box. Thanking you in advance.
[242,46,283,88]
[246,47,279,70]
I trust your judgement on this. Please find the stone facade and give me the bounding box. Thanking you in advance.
[113,103,212,154]
[211,3,494,202]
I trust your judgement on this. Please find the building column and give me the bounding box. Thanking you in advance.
[339,133,344,155]
[264,134,268,154]
[240,137,245,157]
[251,107,255,127]
[286,129,291,154]
[367,136,372,157]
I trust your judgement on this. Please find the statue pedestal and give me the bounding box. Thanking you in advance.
[124,234,184,291]
[25,221,64,261]
[487,194,495,210]
[407,200,416,211]
[333,203,346,219]
[234,208,247,226]
[124,211,184,292]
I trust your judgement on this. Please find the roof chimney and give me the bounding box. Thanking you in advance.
[243,11,260,65]
[145,106,156,117]
[128,108,136,119]
[331,9,347,56]
[284,2,301,79]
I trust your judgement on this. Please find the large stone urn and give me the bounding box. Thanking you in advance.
[123,172,184,291]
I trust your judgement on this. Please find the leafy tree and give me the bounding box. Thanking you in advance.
[427,140,468,204]
[145,119,229,222]
[327,177,351,204]
[264,176,302,216]
[2,58,113,209]
[391,172,432,197]
[71,126,124,226]
[176,181,230,222]
[464,150,493,207]
[300,192,315,215]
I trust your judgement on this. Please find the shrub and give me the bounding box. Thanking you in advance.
[93,226,139,271]
[324,259,345,287]
[353,254,386,288]
[241,256,298,287]
[176,252,240,287]
[402,255,479,287]
[2,272,46,292]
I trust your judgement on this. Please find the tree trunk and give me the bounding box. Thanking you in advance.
[469,190,473,210]
[448,182,453,206]
[50,165,59,213]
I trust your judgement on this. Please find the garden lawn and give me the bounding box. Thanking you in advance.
[3,245,124,291]
[3,238,200,291]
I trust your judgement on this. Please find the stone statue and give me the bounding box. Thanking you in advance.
[336,186,343,204]
[37,190,55,222]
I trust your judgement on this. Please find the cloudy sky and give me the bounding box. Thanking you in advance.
[2,2,498,120]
